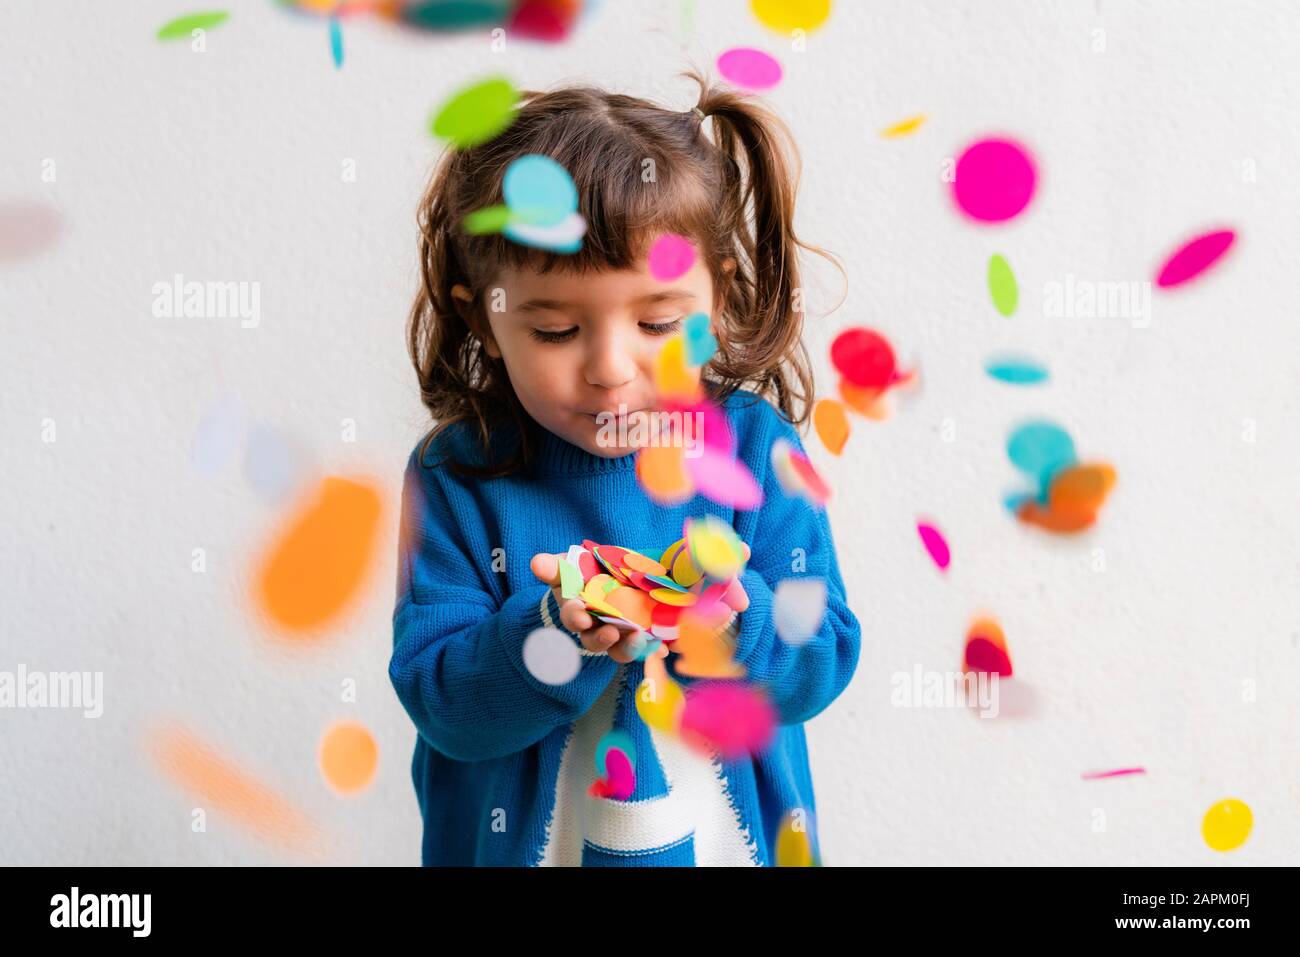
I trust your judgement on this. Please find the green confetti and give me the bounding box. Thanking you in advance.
[431,76,518,149]
[987,253,1018,317]
[558,558,582,601]
[157,11,230,40]
[463,205,513,236]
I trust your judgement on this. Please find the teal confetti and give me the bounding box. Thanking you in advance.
[329,15,343,69]
[985,355,1048,385]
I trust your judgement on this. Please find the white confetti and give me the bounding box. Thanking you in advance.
[523,627,581,685]
[773,578,827,647]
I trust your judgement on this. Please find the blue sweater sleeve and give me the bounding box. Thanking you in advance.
[389,457,619,762]
[730,414,862,725]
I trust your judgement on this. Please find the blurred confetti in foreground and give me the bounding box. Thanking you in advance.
[319,721,379,794]
[0,202,63,263]
[252,476,384,634]
[149,723,325,855]
[1202,799,1252,852]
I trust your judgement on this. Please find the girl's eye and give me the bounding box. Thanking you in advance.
[640,316,684,336]
[528,327,579,344]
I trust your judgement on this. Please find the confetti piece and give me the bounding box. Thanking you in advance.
[750,0,830,34]
[1007,420,1076,495]
[675,605,744,678]
[637,655,686,732]
[636,443,693,504]
[653,336,702,402]
[963,618,1012,677]
[0,202,63,262]
[771,438,831,506]
[509,0,583,42]
[1202,799,1252,852]
[597,747,635,799]
[647,233,696,281]
[831,327,896,389]
[717,47,783,92]
[985,355,1048,385]
[987,253,1018,316]
[1048,463,1117,514]
[243,423,307,505]
[595,728,636,776]
[916,521,950,571]
[773,578,826,646]
[523,626,582,684]
[463,204,513,235]
[402,0,513,30]
[1082,768,1146,780]
[253,477,383,633]
[881,114,926,138]
[558,558,583,600]
[502,212,586,252]
[686,515,745,580]
[157,11,230,40]
[952,137,1038,223]
[680,682,776,760]
[430,75,518,148]
[683,311,717,366]
[812,398,850,455]
[192,393,244,478]
[328,14,343,67]
[503,154,578,227]
[776,811,815,866]
[150,724,321,854]
[319,721,377,794]
[1155,228,1235,288]
[685,445,764,510]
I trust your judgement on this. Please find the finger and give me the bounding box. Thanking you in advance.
[740,542,751,562]
[560,599,593,633]
[530,552,560,586]
[722,576,750,612]
[580,625,619,654]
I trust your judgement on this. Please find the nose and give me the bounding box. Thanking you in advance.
[583,325,641,391]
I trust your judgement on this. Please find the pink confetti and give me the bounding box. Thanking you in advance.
[1082,767,1147,780]
[685,446,764,510]
[647,233,696,281]
[1155,229,1235,288]
[716,47,783,92]
[952,137,1038,223]
[0,202,63,262]
[603,748,635,799]
[680,683,776,760]
[917,521,950,571]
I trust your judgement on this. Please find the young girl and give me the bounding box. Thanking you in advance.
[390,72,861,866]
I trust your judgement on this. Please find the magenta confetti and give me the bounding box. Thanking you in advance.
[647,233,696,281]
[685,446,763,510]
[1082,767,1147,780]
[603,748,635,799]
[716,47,783,92]
[0,202,63,262]
[1155,229,1235,288]
[916,521,950,571]
[680,683,776,760]
[952,137,1038,223]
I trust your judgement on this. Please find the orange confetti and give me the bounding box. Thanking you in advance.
[653,336,702,403]
[813,398,850,454]
[149,723,323,855]
[320,721,379,795]
[1049,463,1117,513]
[838,379,889,420]
[674,604,745,679]
[606,585,655,630]
[637,440,693,504]
[253,476,384,634]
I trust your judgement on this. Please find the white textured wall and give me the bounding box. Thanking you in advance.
[3,0,1298,865]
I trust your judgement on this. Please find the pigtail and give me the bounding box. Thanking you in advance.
[686,71,839,429]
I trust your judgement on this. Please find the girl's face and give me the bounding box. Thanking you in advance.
[465,256,721,458]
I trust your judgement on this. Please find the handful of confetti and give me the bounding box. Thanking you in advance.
[557,516,749,644]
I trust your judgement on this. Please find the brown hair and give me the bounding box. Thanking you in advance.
[407,69,839,476]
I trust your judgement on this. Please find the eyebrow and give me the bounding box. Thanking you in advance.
[516,290,696,314]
